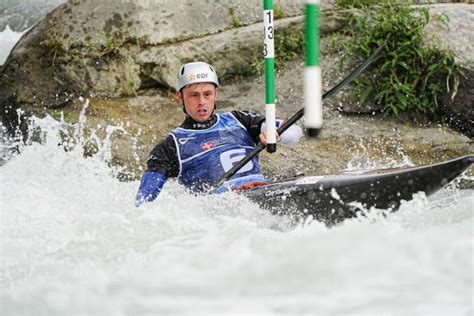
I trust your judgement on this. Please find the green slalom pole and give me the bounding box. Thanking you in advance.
[264,0,277,153]
[304,0,322,138]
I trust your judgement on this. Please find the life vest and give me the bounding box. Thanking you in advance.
[170,113,266,192]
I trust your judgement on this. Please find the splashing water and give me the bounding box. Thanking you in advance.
[0,103,473,315]
[0,25,26,65]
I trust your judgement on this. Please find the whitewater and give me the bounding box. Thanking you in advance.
[0,26,25,65]
[1,107,473,315]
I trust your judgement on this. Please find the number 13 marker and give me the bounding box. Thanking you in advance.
[264,0,277,152]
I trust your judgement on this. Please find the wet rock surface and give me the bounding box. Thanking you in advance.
[63,46,472,181]
[424,4,474,137]
[0,1,472,180]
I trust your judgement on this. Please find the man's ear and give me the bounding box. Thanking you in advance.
[175,90,183,103]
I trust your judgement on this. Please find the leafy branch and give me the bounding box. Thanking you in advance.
[335,1,462,118]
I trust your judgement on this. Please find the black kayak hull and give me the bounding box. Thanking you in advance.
[242,155,473,226]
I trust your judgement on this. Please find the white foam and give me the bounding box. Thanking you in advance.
[1,113,473,315]
[0,25,26,65]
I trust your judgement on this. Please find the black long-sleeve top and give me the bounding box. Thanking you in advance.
[146,111,266,177]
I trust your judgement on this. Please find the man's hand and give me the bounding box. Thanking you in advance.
[259,131,281,145]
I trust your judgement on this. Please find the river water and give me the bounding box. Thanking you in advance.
[0,25,24,65]
[0,0,66,65]
[1,109,473,315]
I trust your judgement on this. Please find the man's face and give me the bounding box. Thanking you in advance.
[177,83,218,122]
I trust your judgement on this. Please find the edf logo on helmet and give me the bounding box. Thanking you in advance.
[220,149,253,173]
[188,73,209,81]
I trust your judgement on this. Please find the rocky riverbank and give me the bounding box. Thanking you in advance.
[52,39,472,182]
[0,0,472,181]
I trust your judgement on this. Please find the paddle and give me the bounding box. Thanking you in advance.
[211,42,387,191]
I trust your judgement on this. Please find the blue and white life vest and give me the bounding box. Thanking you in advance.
[170,113,265,192]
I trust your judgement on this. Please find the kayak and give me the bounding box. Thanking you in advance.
[241,155,473,226]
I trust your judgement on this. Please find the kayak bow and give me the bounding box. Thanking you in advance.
[242,155,473,226]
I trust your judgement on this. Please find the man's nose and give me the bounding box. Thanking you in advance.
[198,94,206,104]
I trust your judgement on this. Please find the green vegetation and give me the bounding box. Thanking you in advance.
[222,29,304,81]
[91,26,133,65]
[334,1,462,117]
[273,4,285,20]
[80,20,146,65]
[336,0,381,7]
[39,38,66,66]
[97,31,127,62]
[251,30,304,75]
[39,20,142,68]
[229,7,241,28]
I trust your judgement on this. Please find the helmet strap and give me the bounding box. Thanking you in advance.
[180,91,188,115]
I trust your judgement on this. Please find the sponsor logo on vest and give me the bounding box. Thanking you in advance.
[200,141,215,151]
[178,136,196,145]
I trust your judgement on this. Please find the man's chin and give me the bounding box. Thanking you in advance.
[193,114,211,122]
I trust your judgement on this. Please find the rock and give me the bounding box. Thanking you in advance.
[63,38,472,180]
[1,1,471,182]
[423,4,474,138]
[439,67,474,138]
[332,3,473,136]
[136,16,305,90]
[424,4,473,64]
[217,51,473,180]
[0,0,345,134]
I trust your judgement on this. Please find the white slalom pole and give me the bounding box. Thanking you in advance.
[304,0,322,137]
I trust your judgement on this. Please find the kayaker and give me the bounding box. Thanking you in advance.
[135,61,303,206]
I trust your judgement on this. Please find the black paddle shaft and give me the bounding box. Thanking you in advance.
[211,43,386,191]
